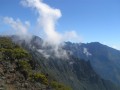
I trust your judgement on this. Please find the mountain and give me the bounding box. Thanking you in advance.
[64,42,120,85]
[10,35,120,90]
[0,37,71,90]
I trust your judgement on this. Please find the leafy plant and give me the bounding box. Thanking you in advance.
[50,81,72,90]
[30,73,48,85]
[17,60,32,79]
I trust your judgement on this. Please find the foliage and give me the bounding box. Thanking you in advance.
[0,37,14,49]
[0,37,32,79]
[0,37,72,90]
[1,48,29,59]
[12,48,30,59]
[50,81,72,90]
[17,60,32,79]
[18,60,32,73]
[0,37,30,61]
[30,73,48,85]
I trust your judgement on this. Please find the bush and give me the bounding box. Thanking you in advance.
[50,81,72,90]
[30,73,48,85]
[0,37,30,61]
[12,48,30,59]
[0,37,14,49]
[18,60,32,72]
[18,60,32,79]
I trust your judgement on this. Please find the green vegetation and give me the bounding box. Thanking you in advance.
[0,37,30,61]
[17,60,32,79]
[12,48,30,59]
[0,37,14,49]
[0,37,72,90]
[30,73,48,85]
[50,81,72,90]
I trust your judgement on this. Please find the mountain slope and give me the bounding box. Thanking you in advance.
[0,37,71,90]
[10,35,120,90]
[65,42,120,85]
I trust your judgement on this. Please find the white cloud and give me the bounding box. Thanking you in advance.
[20,0,80,58]
[83,48,92,57]
[3,17,32,41]
[21,0,80,45]
[111,45,120,50]
[1,0,80,58]
[63,31,79,42]
[0,0,81,59]
[3,17,29,35]
[21,0,62,45]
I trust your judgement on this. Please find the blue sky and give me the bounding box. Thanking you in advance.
[0,0,120,49]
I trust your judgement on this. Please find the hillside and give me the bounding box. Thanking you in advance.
[0,37,71,90]
[10,35,120,90]
[64,42,120,85]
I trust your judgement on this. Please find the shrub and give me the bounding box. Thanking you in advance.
[50,81,72,90]
[18,60,32,79]
[0,37,14,49]
[30,73,48,85]
[12,48,30,60]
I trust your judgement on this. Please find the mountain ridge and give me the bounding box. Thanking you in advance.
[0,36,72,90]
[64,40,120,85]
[9,35,120,90]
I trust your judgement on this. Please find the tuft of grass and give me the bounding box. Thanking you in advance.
[30,73,48,85]
[50,81,72,90]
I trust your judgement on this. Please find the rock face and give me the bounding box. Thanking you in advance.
[0,60,50,90]
[0,37,72,90]
[0,37,52,90]
[64,42,120,85]
[10,35,120,90]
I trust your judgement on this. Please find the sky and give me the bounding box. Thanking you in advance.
[0,0,120,49]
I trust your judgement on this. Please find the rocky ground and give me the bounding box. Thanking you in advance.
[0,60,50,90]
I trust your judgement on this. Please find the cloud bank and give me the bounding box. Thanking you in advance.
[3,0,80,58]
[21,0,79,45]
[3,17,31,40]
[20,0,79,58]
[21,0,62,45]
